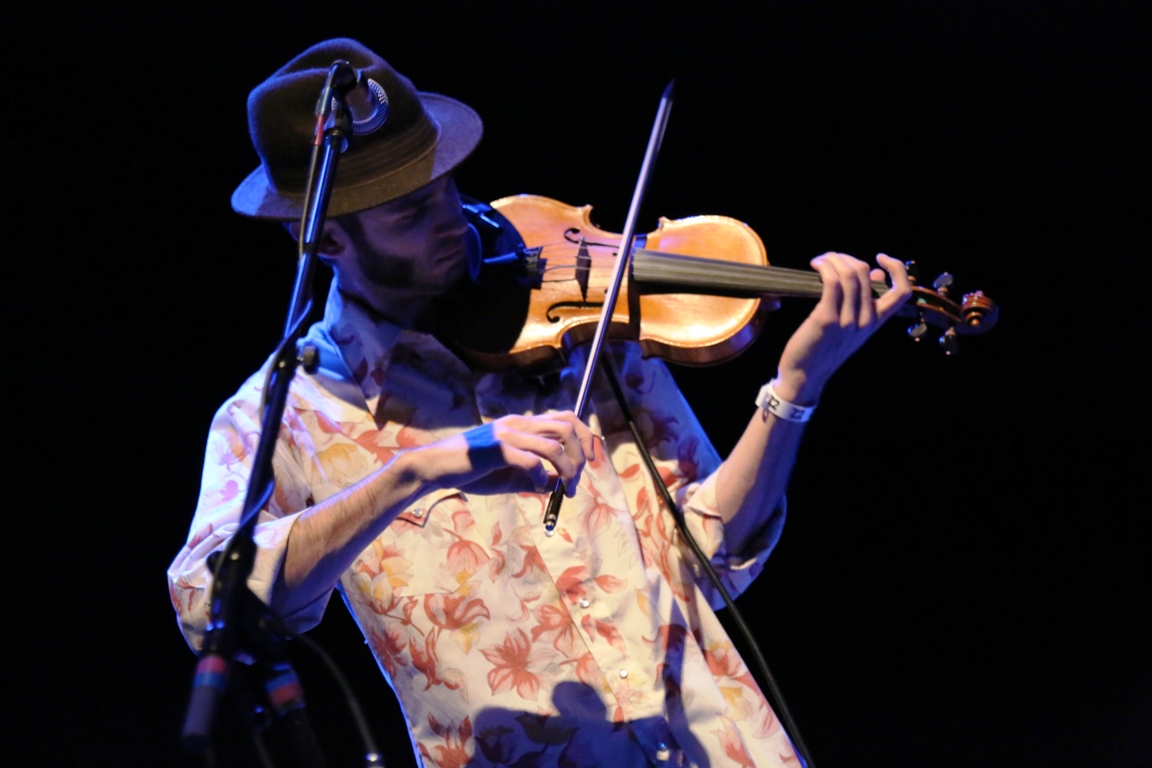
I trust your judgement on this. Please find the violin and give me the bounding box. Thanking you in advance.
[436,193,998,373]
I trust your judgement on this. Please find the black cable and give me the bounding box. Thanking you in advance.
[600,357,817,768]
[291,632,386,768]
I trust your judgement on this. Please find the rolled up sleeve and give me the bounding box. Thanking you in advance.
[167,375,328,653]
[679,470,786,608]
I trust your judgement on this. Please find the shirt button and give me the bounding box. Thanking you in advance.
[411,508,423,518]
[618,669,628,679]
[579,598,591,608]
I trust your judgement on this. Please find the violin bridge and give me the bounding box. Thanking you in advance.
[576,237,592,301]
[522,246,544,287]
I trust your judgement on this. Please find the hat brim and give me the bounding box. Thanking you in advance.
[231,92,482,220]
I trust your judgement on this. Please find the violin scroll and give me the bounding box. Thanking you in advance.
[899,261,998,355]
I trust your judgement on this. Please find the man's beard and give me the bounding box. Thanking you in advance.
[357,246,415,289]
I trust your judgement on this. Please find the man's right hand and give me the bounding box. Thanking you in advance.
[411,412,596,498]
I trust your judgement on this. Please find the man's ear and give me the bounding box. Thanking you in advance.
[284,220,345,256]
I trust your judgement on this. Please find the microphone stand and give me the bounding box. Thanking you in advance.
[178,60,378,768]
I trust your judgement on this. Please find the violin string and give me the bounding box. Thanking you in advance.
[633,251,825,296]
[543,254,825,285]
[631,250,890,296]
[540,265,827,292]
[532,248,889,295]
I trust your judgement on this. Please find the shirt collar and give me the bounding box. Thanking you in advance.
[302,282,477,424]
[322,284,403,406]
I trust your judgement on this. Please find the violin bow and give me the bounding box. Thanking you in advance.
[542,80,675,533]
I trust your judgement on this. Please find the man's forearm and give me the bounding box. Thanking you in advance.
[271,451,428,617]
[715,402,807,555]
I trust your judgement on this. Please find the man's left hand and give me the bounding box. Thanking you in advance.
[773,253,912,404]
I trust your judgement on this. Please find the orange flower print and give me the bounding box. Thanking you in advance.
[419,714,473,768]
[511,543,546,579]
[712,718,756,768]
[317,441,372,485]
[169,575,200,614]
[530,602,577,655]
[409,632,466,695]
[443,532,490,584]
[352,542,413,610]
[570,479,621,538]
[608,674,646,722]
[367,624,408,677]
[567,651,607,692]
[187,522,216,551]
[350,427,396,465]
[424,593,491,631]
[593,619,627,653]
[480,629,549,701]
[705,642,758,691]
[310,410,347,435]
[555,565,590,606]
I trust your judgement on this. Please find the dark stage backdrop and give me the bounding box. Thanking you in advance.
[7,2,1149,766]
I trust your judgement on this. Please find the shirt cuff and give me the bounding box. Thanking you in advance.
[169,510,329,652]
[678,471,787,603]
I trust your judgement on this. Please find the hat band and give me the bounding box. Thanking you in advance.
[266,110,440,194]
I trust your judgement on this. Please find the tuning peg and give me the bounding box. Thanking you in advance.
[932,272,953,297]
[939,326,959,355]
[904,260,920,285]
[907,312,929,341]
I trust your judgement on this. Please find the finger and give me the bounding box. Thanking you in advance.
[824,253,862,327]
[810,254,843,314]
[541,418,587,493]
[505,416,585,475]
[874,253,913,321]
[505,412,593,497]
[852,258,875,327]
[536,412,599,465]
[542,413,592,496]
[506,412,593,474]
[499,428,576,481]
[539,411,595,466]
[495,450,552,493]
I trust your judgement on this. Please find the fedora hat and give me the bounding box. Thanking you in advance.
[232,38,483,220]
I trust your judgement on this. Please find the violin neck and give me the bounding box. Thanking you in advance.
[631,249,888,299]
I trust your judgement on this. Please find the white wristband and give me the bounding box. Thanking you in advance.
[755,380,817,423]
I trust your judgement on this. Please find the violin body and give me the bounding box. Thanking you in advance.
[439,194,773,373]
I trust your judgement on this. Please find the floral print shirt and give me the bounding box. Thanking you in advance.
[169,284,796,767]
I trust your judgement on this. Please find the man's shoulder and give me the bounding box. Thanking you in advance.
[212,335,367,427]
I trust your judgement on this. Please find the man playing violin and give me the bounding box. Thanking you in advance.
[170,39,911,767]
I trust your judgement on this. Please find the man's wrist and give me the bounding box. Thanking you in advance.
[771,370,824,406]
[386,449,433,501]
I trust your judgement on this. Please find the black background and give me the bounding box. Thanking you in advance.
[6,1,1150,765]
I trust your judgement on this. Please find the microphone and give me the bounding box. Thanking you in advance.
[314,62,388,145]
[345,75,389,135]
